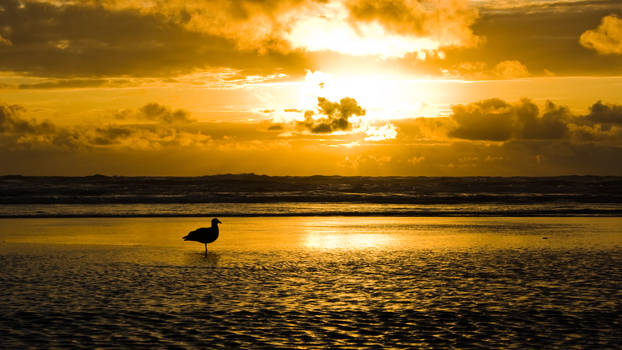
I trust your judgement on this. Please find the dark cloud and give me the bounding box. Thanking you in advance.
[92,127,134,145]
[0,101,298,151]
[2,97,622,175]
[268,124,284,131]
[585,100,622,125]
[523,101,570,139]
[0,103,55,135]
[0,0,309,77]
[448,98,570,141]
[1,0,620,79]
[4,131,622,176]
[98,98,617,148]
[567,101,622,143]
[468,2,622,75]
[397,1,622,78]
[449,99,514,141]
[300,97,365,133]
[0,78,138,90]
[394,98,622,145]
[17,79,110,89]
[138,103,195,124]
[113,103,196,124]
[0,102,210,149]
[346,0,479,47]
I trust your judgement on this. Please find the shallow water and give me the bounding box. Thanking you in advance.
[1,217,621,348]
[2,202,622,217]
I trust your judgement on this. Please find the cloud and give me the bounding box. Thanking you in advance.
[448,98,571,141]
[17,79,110,89]
[345,0,480,47]
[569,100,622,142]
[65,0,481,54]
[97,0,314,52]
[585,100,622,125]
[2,98,622,175]
[449,98,515,141]
[580,15,622,54]
[420,2,622,78]
[0,103,55,135]
[137,103,195,124]
[3,0,621,79]
[0,0,310,77]
[0,0,485,78]
[268,124,284,131]
[401,98,622,144]
[0,34,11,46]
[525,101,571,139]
[86,107,207,148]
[0,102,213,150]
[364,123,397,141]
[300,97,366,133]
[1,101,314,152]
[91,127,134,146]
[115,104,191,124]
[492,60,529,79]
[13,97,605,151]
[444,59,530,79]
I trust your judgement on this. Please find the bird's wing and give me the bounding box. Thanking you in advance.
[183,229,199,240]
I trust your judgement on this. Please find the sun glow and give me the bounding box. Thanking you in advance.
[297,70,433,121]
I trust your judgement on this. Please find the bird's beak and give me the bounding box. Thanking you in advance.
[218,220,222,224]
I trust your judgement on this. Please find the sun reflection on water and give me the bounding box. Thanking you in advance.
[303,231,394,250]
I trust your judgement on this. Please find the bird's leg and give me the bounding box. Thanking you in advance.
[204,243,207,257]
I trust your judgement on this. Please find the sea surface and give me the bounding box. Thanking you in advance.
[1,216,621,348]
[1,176,621,347]
[1,175,622,217]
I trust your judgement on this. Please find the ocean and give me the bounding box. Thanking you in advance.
[0,176,621,348]
[1,175,621,217]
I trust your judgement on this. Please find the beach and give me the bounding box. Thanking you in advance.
[1,216,621,348]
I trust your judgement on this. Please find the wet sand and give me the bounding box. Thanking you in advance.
[1,217,621,348]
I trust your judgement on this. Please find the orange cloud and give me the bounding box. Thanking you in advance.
[0,34,11,46]
[492,60,530,79]
[443,60,530,80]
[580,15,622,55]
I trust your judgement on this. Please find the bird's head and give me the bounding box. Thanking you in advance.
[212,218,222,225]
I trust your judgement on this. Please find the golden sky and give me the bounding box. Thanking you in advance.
[1,0,622,175]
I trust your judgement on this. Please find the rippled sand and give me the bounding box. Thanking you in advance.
[1,217,621,348]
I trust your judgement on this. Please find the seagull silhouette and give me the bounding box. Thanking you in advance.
[183,218,221,256]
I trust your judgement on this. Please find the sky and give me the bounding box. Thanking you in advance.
[1,0,621,176]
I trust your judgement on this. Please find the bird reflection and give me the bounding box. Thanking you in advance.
[203,251,220,266]
[184,251,221,266]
